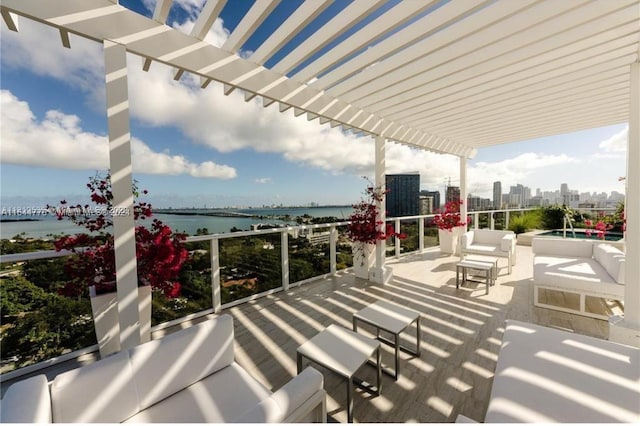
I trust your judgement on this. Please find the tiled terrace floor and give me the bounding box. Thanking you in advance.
[1,244,622,422]
[179,244,617,423]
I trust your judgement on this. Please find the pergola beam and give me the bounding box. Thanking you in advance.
[248,0,332,65]
[271,0,386,76]
[222,0,280,54]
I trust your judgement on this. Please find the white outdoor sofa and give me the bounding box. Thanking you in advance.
[0,314,327,423]
[460,229,516,274]
[532,237,625,319]
[458,320,639,423]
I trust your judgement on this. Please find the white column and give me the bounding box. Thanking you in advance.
[460,156,468,229]
[370,135,392,284]
[610,60,640,346]
[459,156,468,258]
[104,40,140,350]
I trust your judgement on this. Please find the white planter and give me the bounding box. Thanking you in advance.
[352,242,376,279]
[90,285,152,357]
[439,227,463,255]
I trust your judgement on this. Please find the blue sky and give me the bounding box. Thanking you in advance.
[0,0,629,209]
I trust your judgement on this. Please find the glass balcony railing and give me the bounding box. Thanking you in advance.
[0,208,537,376]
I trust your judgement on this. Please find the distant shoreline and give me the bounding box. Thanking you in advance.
[156,211,256,218]
[0,218,41,223]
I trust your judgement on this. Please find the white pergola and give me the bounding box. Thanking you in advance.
[2,0,638,347]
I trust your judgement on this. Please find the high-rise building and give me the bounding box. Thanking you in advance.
[419,196,434,215]
[385,172,420,217]
[493,181,502,208]
[420,190,441,210]
[445,186,460,204]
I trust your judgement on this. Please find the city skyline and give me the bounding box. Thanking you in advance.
[0,0,630,210]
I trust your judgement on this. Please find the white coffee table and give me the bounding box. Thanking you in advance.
[352,300,421,380]
[297,324,381,423]
[456,259,494,295]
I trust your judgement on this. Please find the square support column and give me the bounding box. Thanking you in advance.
[609,60,640,347]
[370,135,392,284]
[104,40,141,351]
[459,156,468,258]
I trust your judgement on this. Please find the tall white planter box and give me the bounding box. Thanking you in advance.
[90,285,152,357]
[438,227,463,255]
[352,242,376,279]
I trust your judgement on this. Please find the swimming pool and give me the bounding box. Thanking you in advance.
[538,229,624,241]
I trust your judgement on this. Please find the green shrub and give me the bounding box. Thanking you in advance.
[540,205,577,230]
[508,210,541,234]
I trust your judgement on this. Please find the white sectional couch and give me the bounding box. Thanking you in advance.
[0,314,327,423]
[532,237,625,319]
[460,229,516,274]
[480,320,639,423]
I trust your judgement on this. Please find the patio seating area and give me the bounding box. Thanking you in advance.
[153,244,619,422]
[0,242,629,422]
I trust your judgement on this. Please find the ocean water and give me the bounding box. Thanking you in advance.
[0,206,353,239]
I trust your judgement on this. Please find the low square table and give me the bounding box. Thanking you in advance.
[352,300,421,380]
[463,254,500,280]
[297,324,381,423]
[456,259,495,295]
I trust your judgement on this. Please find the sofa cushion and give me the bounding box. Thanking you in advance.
[464,243,506,256]
[532,237,594,258]
[474,229,513,245]
[486,320,640,423]
[230,395,284,423]
[593,243,625,284]
[51,350,138,423]
[0,374,52,423]
[128,314,235,412]
[533,255,624,298]
[124,362,272,423]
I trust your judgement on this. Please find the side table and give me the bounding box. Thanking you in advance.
[456,259,494,295]
[297,324,381,422]
[353,300,421,380]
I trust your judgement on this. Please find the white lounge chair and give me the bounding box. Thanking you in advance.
[460,229,516,274]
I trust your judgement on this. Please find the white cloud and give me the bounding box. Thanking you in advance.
[1,19,105,107]
[598,126,627,153]
[255,178,272,184]
[141,0,208,18]
[468,153,577,196]
[0,14,464,189]
[0,90,236,179]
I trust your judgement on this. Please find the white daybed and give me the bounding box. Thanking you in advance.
[459,320,639,423]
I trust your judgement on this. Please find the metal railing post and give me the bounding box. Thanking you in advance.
[505,211,510,229]
[419,217,425,251]
[395,219,401,258]
[330,225,337,274]
[281,231,289,290]
[474,213,479,229]
[211,238,221,313]
[490,213,495,230]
